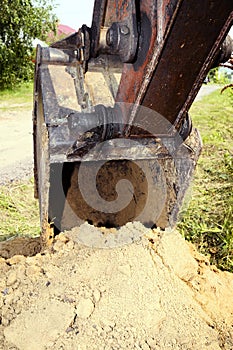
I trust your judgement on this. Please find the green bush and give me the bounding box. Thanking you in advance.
[0,0,57,89]
[208,67,231,85]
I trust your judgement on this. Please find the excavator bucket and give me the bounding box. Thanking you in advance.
[33,0,233,244]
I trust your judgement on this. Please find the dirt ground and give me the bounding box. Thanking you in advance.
[0,107,33,184]
[0,223,233,350]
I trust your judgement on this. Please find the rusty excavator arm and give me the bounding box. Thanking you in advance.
[33,0,233,244]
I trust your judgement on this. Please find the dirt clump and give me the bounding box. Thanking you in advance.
[0,237,41,259]
[0,222,233,350]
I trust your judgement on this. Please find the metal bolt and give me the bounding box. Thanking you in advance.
[120,25,130,35]
[106,28,114,46]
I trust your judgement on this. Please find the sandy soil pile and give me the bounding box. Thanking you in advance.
[0,222,233,350]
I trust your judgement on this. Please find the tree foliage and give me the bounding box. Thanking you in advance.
[0,0,57,89]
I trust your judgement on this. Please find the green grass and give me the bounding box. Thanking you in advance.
[178,87,233,272]
[0,81,33,107]
[0,82,39,240]
[0,178,40,241]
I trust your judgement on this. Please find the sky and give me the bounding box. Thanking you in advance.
[229,27,233,39]
[53,0,233,38]
[54,0,95,30]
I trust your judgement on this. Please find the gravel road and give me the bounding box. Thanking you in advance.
[0,107,33,184]
[194,84,220,101]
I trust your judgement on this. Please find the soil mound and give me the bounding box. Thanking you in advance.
[0,222,233,349]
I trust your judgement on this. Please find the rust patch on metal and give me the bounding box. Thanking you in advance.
[41,220,55,249]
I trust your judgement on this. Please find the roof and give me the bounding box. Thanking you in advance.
[46,24,76,43]
[57,24,76,36]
